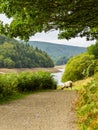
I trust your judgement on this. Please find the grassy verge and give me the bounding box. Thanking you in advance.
[0,92,29,104]
[73,77,93,90]
[0,89,56,104]
[57,77,92,91]
[76,74,98,130]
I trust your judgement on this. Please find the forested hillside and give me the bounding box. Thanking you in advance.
[0,35,54,68]
[29,41,86,65]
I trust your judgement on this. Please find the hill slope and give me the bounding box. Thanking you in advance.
[0,35,54,68]
[29,41,86,64]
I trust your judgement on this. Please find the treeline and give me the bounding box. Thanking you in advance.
[29,41,86,65]
[0,35,54,68]
[56,56,69,65]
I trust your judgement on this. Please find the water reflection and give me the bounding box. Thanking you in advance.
[52,68,64,85]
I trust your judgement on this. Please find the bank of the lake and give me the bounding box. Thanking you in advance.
[52,68,64,85]
[0,65,65,74]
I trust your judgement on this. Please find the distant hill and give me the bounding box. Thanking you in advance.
[29,41,87,65]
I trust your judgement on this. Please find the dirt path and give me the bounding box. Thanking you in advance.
[0,90,79,130]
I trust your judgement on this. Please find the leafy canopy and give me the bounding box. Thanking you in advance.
[87,41,98,59]
[0,0,98,40]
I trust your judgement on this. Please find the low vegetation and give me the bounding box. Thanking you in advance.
[76,74,98,130]
[0,71,57,103]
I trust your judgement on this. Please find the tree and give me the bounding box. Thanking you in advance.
[56,56,68,65]
[3,57,15,68]
[62,53,95,82]
[87,41,98,59]
[0,0,98,41]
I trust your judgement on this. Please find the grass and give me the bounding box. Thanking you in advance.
[0,89,56,104]
[73,77,93,90]
[0,92,30,104]
[76,74,98,130]
[57,77,92,91]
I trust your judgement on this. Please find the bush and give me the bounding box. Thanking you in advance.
[0,73,18,99]
[62,53,95,82]
[0,71,57,101]
[77,74,98,130]
[17,71,57,92]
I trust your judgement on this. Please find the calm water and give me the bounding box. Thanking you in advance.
[52,68,64,85]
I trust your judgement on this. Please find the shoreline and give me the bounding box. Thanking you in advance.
[0,65,65,74]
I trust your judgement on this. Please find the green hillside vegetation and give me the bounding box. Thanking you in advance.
[29,41,86,65]
[77,74,98,130]
[62,53,95,82]
[0,35,54,68]
[62,41,98,82]
[62,41,98,130]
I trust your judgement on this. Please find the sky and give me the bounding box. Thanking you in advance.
[0,14,96,47]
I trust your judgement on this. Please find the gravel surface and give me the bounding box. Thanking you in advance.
[0,90,79,130]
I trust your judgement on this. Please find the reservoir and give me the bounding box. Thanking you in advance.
[52,68,64,85]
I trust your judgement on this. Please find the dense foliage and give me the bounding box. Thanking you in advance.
[0,71,57,100]
[56,56,68,65]
[87,41,98,59]
[0,1,98,40]
[17,71,57,92]
[77,74,98,130]
[0,35,54,68]
[29,41,86,65]
[62,53,95,82]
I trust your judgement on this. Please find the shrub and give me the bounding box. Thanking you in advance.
[17,71,57,92]
[62,53,95,82]
[77,74,98,130]
[0,73,18,99]
[0,71,57,101]
[36,71,57,90]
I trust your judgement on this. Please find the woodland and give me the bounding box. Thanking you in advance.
[0,35,54,68]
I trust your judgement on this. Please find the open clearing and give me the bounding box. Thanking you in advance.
[0,90,79,130]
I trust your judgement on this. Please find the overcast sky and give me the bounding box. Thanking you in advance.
[0,14,96,47]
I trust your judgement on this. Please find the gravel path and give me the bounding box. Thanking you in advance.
[0,90,79,130]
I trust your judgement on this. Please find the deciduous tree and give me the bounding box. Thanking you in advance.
[0,0,98,41]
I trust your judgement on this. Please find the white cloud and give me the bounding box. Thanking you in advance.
[0,14,12,24]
